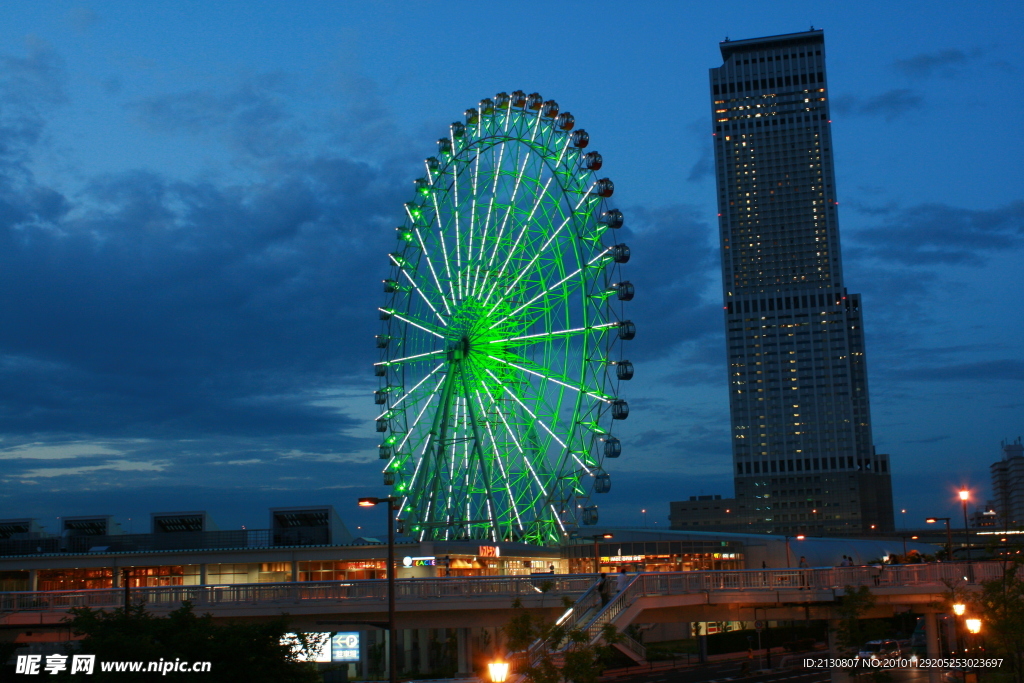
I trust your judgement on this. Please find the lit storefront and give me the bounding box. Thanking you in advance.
[566,537,745,574]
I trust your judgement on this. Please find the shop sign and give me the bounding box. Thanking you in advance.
[402,556,436,567]
[605,555,642,562]
[478,545,500,557]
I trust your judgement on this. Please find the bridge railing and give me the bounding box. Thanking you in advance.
[0,574,594,613]
[580,561,1005,645]
[0,562,1003,614]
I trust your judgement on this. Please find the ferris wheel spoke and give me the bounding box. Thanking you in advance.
[411,226,453,317]
[395,371,445,451]
[398,271,449,327]
[483,142,532,275]
[486,321,619,347]
[375,349,445,370]
[474,374,552,501]
[484,354,611,404]
[480,174,555,304]
[430,191,459,303]
[381,309,446,339]
[470,387,526,533]
[488,248,610,330]
[468,142,505,297]
[484,182,600,315]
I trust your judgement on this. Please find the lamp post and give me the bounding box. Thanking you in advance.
[959,489,972,562]
[784,535,805,568]
[926,517,952,560]
[587,533,613,574]
[359,496,399,683]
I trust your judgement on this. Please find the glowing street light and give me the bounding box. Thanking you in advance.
[959,488,972,562]
[488,660,510,683]
[965,618,981,634]
[952,603,966,616]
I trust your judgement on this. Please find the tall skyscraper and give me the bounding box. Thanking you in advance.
[707,29,893,535]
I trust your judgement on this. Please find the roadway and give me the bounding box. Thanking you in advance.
[608,661,934,683]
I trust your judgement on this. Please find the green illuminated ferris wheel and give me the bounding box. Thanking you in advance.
[374,91,634,545]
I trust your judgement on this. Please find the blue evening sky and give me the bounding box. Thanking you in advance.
[1,1,1021,536]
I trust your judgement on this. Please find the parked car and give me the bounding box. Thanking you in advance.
[857,639,901,662]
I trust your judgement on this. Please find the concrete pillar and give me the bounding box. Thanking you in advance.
[29,569,38,591]
[456,627,473,675]
[403,629,414,674]
[290,559,298,582]
[925,612,941,683]
[827,620,851,683]
[418,628,430,673]
[360,630,370,680]
[112,567,121,588]
[199,563,207,585]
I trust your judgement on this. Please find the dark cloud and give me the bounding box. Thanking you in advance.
[684,117,713,182]
[0,48,418,446]
[832,89,923,121]
[849,201,1024,265]
[893,48,985,79]
[130,75,304,159]
[67,7,100,33]
[0,38,66,165]
[901,435,951,445]
[618,204,720,362]
[903,360,1024,383]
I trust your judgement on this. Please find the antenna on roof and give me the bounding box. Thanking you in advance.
[724,36,730,42]
[810,25,815,31]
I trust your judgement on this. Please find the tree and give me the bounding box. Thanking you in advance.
[975,559,1024,683]
[834,585,888,652]
[53,600,322,682]
[501,598,619,683]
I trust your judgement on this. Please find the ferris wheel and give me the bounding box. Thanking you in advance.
[374,91,634,545]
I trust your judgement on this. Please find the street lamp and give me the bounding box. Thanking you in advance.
[965,618,981,634]
[586,533,613,573]
[359,496,400,683]
[488,660,510,683]
[959,489,972,562]
[641,508,647,528]
[926,517,952,560]
[784,535,805,568]
[952,603,966,616]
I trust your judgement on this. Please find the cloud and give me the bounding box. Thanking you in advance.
[893,48,985,79]
[849,201,1024,266]
[16,459,169,479]
[1,63,415,447]
[831,89,923,121]
[130,75,303,159]
[903,360,1024,383]
[617,204,721,362]
[0,38,66,164]
[67,7,100,33]
[0,441,124,460]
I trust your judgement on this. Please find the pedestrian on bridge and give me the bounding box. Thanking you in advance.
[615,567,630,594]
[598,573,611,606]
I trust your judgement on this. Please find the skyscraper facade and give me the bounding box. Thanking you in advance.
[709,30,894,535]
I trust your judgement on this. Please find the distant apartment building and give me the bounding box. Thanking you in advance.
[991,438,1024,528]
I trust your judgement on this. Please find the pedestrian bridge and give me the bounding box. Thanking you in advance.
[1,562,1001,635]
